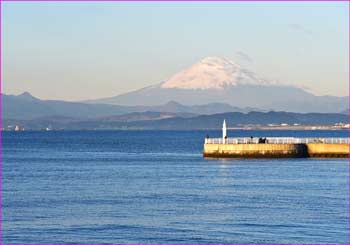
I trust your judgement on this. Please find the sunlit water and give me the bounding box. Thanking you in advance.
[2,130,349,243]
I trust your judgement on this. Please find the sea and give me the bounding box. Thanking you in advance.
[2,130,349,244]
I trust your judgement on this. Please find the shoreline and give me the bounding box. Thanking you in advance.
[2,127,350,132]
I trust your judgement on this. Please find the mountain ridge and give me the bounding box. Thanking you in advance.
[86,56,348,113]
[2,92,257,120]
[4,110,348,130]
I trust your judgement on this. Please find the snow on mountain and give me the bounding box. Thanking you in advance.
[161,56,270,90]
[84,56,348,113]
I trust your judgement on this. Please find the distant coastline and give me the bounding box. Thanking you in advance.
[4,111,348,131]
[3,126,349,132]
[228,125,350,130]
[3,92,348,131]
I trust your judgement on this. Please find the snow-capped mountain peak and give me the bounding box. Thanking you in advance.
[161,56,270,90]
[84,56,348,113]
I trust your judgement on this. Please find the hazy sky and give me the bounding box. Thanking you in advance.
[3,2,349,101]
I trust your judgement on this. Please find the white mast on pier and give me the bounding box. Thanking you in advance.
[222,119,227,144]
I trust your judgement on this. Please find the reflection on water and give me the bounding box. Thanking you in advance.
[2,130,349,244]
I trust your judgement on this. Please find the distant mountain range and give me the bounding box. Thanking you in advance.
[3,92,132,120]
[3,92,347,130]
[86,57,348,113]
[3,56,348,130]
[4,111,348,130]
[120,111,348,130]
[2,92,256,120]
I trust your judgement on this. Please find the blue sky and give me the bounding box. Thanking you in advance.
[3,2,349,101]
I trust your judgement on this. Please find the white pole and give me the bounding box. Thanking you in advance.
[222,119,227,144]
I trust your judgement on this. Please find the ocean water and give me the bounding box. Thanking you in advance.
[2,130,349,244]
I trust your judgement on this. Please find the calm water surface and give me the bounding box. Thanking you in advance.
[2,130,349,244]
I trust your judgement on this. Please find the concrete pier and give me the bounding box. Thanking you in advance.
[204,143,308,158]
[204,120,349,158]
[203,138,349,158]
[306,143,349,158]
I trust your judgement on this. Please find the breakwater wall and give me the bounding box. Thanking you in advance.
[307,143,349,158]
[203,138,349,158]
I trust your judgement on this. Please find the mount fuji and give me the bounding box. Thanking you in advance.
[87,57,348,113]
